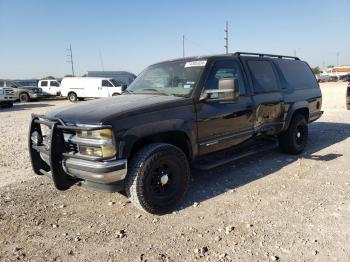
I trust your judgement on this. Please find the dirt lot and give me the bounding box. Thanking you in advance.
[0,83,349,261]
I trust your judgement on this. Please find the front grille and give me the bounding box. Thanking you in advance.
[4,88,14,95]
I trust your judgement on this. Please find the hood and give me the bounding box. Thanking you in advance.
[21,86,39,91]
[45,94,186,125]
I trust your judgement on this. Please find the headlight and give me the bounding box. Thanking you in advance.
[77,129,113,140]
[75,129,116,158]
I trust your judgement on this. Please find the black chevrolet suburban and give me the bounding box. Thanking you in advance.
[29,52,323,214]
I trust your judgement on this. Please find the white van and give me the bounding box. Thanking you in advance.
[38,79,61,96]
[60,77,123,102]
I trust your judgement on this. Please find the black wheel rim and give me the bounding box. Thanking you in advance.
[20,94,28,102]
[295,125,305,145]
[145,158,181,205]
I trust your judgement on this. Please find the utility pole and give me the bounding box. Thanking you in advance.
[66,44,75,76]
[99,49,105,71]
[182,35,185,58]
[224,21,229,54]
[336,52,340,66]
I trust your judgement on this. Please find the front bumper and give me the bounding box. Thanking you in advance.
[29,115,127,192]
[0,96,16,101]
[63,158,127,183]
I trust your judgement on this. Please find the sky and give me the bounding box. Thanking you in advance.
[0,0,349,79]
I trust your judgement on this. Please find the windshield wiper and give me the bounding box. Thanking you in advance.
[137,89,171,96]
[122,89,134,94]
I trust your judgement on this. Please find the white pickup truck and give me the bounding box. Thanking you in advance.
[60,77,124,102]
[38,79,61,96]
[0,81,16,108]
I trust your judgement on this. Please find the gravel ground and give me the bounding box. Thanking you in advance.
[0,83,349,261]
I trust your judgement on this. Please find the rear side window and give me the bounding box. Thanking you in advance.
[50,81,59,87]
[41,81,48,86]
[248,60,279,93]
[102,80,113,87]
[276,60,318,89]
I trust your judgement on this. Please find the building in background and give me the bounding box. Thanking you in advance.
[323,66,350,77]
[87,71,136,85]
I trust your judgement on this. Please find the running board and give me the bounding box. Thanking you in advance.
[192,139,278,170]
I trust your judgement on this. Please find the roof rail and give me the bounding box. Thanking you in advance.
[233,52,300,60]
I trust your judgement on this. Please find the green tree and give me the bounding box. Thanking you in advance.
[42,76,56,80]
[311,67,322,75]
[64,74,73,77]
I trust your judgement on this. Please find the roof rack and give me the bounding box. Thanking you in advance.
[233,52,300,60]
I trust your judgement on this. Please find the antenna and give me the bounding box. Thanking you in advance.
[66,44,75,76]
[224,21,228,54]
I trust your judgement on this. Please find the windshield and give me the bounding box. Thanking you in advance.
[127,60,206,96]
[9,81,22,88]
[110,79,122,86]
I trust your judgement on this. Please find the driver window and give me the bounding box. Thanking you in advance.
[204,60,246,95]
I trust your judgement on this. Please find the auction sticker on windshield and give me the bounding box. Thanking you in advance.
[184,60,207,68]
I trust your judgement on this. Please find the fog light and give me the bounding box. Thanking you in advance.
[79,145,116,158]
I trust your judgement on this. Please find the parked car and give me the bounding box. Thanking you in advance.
[38,79,61,96]
[60,77,125,102]
[0,81,16,108]
[317,75,338,83]
[87,71,137,85]
[0,80,43,102]
[29,52,323,214]
[347,82,350,110]
[340,74,350,82]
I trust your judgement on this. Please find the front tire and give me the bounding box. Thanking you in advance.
[68,92,78,102]
[125,143,190,215]
[278,114,308,154]
[19,92,30,103]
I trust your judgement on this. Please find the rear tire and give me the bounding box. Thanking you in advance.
[19,93,30,103]
[68,92,78,102]
[278,114,308,154]
[112,93,120,96]
[125,143,190,215]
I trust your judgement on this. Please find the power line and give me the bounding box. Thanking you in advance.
[183,36,214,55]
[66,44,75,76]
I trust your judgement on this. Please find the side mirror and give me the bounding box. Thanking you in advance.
[200,78,240,102]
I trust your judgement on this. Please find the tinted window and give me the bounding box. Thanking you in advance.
[41,81,48,87]
[204,60,246,95]
[50,81,59,87]
[276,60,318,89]
[102,80,113,87]
[0,81,4,87]
[248,60,278,93]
